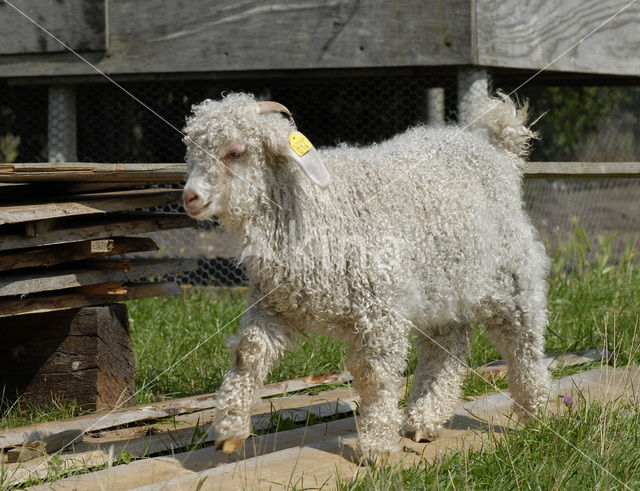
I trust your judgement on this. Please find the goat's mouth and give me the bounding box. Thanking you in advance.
[186,201,213,218]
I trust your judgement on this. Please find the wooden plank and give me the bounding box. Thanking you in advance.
[476,0,640,76]
[524,161,640,179]
[0,370,353,450]
[0,0,471,78]
[0,258,196,297]
[0,213,193,252]
[0,0,105,55]
[9,365,640,488]
[475,348,608,379]
[0,189,182,225]
[0,163,185,183]
[99,367,640,491]
[0,282,182,318]
[0,348,598,451]
[0,237,158,272]
[5,396,360,487]
[24,419,359,491]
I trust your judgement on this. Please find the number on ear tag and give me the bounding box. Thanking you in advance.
[289,132,313,157]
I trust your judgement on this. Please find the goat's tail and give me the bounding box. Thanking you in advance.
[466,92,539,157]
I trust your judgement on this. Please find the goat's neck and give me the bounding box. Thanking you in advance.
[239,170,306,284]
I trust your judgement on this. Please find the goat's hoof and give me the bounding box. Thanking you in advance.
[403,429,437,443]
[216,438,245,454]
[361,451,390,467]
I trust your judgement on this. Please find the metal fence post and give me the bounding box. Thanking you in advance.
[48,85,78,163]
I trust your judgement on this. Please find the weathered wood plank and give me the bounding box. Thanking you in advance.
[0,0,105,55]
[113,367,640,491]
[5,396,360,487]
[0,305,134,411]
[0,189,182,225]
[0,258,196,296]
[476,0,640,76]
[1,162,638,186]
[0,348,600,451]
[0,370,353,450]
[0,163,185,183]
[0,237,158,272]
[0,213,193,252]
[0,0,471,78]
[24,419,359,491]
[0,282,182,318]
[9,364,637,488]
[524,161,640,178]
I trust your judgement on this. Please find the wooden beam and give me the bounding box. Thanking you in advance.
[0,237,158,272]
[0,163,185,183]
[0,258,197,297]
[524,161,640,178]
[0,282,182,318]
[0,213,193,252]
[0,189,183,225]
[0,305,134,412]
[0,0,471,78]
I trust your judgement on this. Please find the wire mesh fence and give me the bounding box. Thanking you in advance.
[1,72,640,283]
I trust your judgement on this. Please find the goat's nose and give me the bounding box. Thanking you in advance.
[183,188,200,210]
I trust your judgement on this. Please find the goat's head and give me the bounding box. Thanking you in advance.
[182,93,330,222]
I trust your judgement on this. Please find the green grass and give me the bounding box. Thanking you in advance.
[3,228,640,489]
[340,397,640,490]
[128,287,347,404]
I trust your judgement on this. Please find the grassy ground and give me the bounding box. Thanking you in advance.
[2,230,640,487]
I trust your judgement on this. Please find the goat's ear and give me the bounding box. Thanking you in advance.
[269,131,331,188]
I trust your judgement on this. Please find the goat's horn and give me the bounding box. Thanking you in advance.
[256,101,292,117]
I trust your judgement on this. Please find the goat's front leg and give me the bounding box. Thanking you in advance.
[213,310,294,453]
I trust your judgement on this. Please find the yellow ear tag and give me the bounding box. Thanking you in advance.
[289,132,313,157]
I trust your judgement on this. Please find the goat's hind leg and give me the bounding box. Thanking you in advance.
[213,311,294,453]
[484,272,550,419]
[403,324,469,442]
[347,316,410,463]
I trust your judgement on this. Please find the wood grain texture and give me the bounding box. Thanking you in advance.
[524,161,640,178]
[0,0,105,55]
[0,162,185,183]
[0,282,182,318]
[0,237,158,272]
[0,0,471,77]
[0,258,196,296]
[476,0,640,76]
[0,189,182,225]
[0,304,134,411]
[0,213,193,252]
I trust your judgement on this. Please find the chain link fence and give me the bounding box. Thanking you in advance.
[2,73,640,283]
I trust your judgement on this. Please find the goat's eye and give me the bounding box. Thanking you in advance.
[228,150,244,158]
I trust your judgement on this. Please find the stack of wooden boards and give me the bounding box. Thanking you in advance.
[0,162,194,410]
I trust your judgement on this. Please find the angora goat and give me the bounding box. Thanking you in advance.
[182,92,550,461]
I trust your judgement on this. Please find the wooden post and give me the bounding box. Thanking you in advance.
[425,87,445,124]
[456,67,490,125]
[0,304,135,410]
[48,85,77,163]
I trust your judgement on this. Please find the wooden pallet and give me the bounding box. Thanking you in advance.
[0,350,619,488]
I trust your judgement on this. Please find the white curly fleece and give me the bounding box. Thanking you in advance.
[183,92,550,459]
